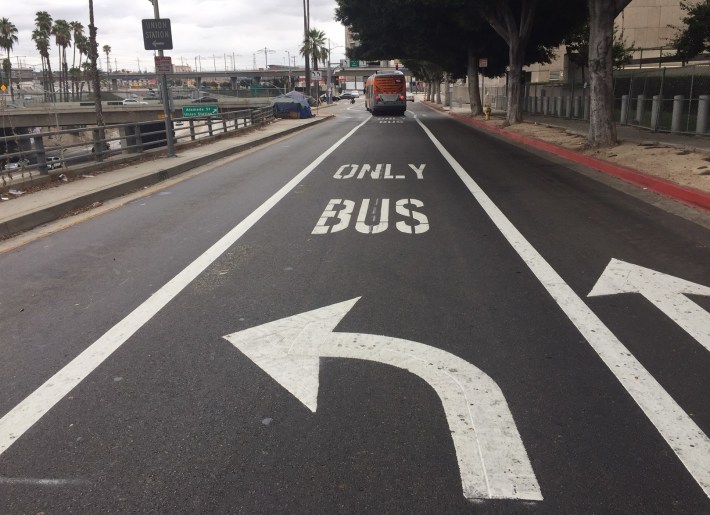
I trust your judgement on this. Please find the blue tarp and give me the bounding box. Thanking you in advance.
[271,91,313,119]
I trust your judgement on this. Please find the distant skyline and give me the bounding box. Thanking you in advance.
[2,0,348,73]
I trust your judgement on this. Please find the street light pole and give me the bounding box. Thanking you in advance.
[303,0,310,97]
[148,0,175,157]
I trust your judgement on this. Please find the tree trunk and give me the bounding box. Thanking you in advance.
[435,78,442,104]
[444,73,451,107]
[587,0,621,147]
[467,47,482,116]
[506,40,525,125]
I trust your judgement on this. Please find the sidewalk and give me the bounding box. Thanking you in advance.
[425,100,710,212]
[0,115,332,239]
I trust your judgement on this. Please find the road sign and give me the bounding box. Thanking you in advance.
[181,105,219,117]
[154,56,172,74]
[349,59,359,68]
[142,18,173,50]
[224,298,542,501]
[479,58,488,68]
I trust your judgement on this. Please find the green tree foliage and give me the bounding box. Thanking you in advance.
[33,11,55,100]
[52,19,72,101]
[300,29,328,71]
[670,0,710,64]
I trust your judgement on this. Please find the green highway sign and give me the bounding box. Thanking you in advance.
[181,105,219,117]
[349,59,359,67]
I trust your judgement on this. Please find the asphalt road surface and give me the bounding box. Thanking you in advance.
[1,99,709,513]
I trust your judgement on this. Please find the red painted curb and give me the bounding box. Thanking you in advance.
[424,102,710,212]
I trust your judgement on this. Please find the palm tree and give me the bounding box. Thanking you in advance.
[102,44,111,74]
[52,19,71,101]
[69,21,84,99]
[34,11,55,101]
[300,28,328,71]
[0,18,19,101]
[75,34,90,99]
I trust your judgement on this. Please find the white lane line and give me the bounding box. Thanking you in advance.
[0,476,91,486]
[0,116,371,458]
[415,116,710,498]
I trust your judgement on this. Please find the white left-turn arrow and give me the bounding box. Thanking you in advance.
[223,298,542,501]
[589,259,710,352]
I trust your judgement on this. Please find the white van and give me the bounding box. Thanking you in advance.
[47,156,62,170]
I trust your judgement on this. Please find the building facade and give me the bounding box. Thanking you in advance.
[528,0,701,83]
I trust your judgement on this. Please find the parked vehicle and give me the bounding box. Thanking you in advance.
[406,91,415,102]
[47,156,62,170]
[3,159,30,170]
[122,98,147,105]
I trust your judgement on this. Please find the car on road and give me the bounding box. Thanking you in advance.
[340,92,355,100]
[350,90,360,98]
[3,159,30,171]
[319,93,340,103]
[192,96,218,103]
[122,98,147,105]
[406,91,415,102]
[47,156,62,170]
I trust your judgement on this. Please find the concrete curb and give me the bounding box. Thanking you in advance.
[0,115,333,239]
[423,101,710,212]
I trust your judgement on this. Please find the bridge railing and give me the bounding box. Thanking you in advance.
[1,106,274,190]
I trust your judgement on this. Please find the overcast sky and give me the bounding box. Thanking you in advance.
[2,0,347,73]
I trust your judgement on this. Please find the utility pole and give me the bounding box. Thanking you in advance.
[285,51,292,92]
[256,47,275,70]
[148,0,175,157]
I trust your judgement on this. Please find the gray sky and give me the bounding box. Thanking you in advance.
[2,0,347,73]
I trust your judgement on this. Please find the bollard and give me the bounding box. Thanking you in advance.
[651,95,662,131]
[574,96,581,119]
[635,94,646,124]
[620,95,629,125]
[671,95,684,134]
[555,96,561,117]
[696,95,709,135]
[544,96,550,116]
[583,95,590,121]
[565,96,572,118]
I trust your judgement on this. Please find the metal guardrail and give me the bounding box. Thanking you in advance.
[0,106,274,186]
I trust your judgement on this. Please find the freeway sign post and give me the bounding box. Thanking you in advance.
[144,4,175,157]
[181,105,219,117]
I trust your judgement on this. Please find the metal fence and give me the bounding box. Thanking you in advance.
[1,106,274,187]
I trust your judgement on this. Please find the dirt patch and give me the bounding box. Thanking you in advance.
[481,117,710,194]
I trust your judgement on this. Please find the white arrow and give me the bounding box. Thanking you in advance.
[223,298,542,501]
[589,259,710,352]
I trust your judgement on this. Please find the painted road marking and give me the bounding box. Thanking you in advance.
[0,117,373,458]
[414,115,710,498]
[223,298,542,501]
[589,258,710,352]
[311,199,429,235]
[333,163,426,180]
